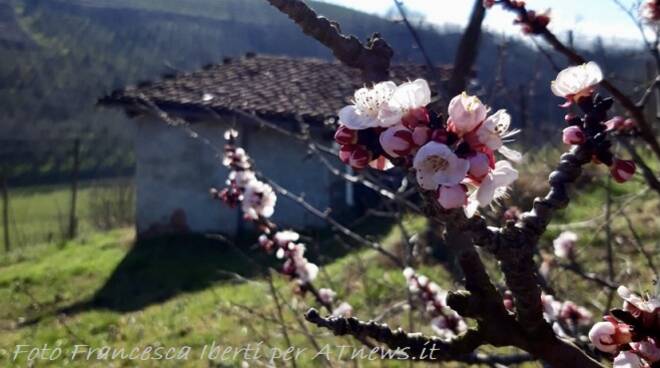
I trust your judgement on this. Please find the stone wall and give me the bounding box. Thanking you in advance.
[134,114,343,237]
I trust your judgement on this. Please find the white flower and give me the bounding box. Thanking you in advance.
[403,267,415,281]
[338,81,398,130]
[274,230,300,246]
[229,170,256,187]
[551,62,603,101]
[447,92,488,136]
[618,286,660,314]
[613,351,646,368]
[332,302,353,317]
[381,79,431,126]
[465,161,518,218]
[553,231,578,259]
[475,109,521,162]
[224,129,239,140]
[431,311,467,340]
[297,261,318,283]
[223,147,250,169]
[318,288,336,304]
[413,142,470,190]
[541,294,562,322]
[241,180,277,219]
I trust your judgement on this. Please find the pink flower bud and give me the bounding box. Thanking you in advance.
[589,317,632,353]
[436,184,467,209]
[468,152,491,181]
[503,291,515,312]
[339,145,372,169]
[447,93,487,136]
[334,125,358,145]
[604,116,625,132]
[338,145,353,163]
[610,159,636,183]
[623,118,637,130]
[562,126,586,145]
[379,125,415,157]
[606,117,637,132]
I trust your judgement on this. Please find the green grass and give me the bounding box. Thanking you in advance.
[1,179,133,249]
[0,228,423,367]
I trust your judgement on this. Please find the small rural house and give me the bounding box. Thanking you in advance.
[100,54,450,237]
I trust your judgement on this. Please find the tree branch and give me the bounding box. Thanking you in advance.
[446,0,486,98]
[495,0,660,162]
[304,308,484,361]
[266,0,393,83]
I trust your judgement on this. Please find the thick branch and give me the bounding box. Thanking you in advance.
[446,0,486,97]
[305,308,483,361]
[266,0,393,83]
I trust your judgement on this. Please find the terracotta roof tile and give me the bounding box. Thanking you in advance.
[100,54,453,122]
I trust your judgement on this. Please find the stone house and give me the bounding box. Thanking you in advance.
[99,54,450,237]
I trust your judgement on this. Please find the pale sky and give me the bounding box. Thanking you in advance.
[318,0,651,46]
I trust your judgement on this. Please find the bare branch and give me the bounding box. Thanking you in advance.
[266,0,393,83]
[259,173,404,267]
[446,0,486,98]
[304,308,484,362]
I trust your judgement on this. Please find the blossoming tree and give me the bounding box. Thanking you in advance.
[143,0,660,366]
[256,0,659,366]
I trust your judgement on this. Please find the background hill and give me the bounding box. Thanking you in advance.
[0,0,649,184]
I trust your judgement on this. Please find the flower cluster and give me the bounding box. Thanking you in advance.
[503,292,592,338]
[541,294,593,337]
[212,129,277,220]
[403,268,467,340]
[335,79,521,217]
[259,230,319,284]
[213,130,353,317]
[551,62,637,184]
[589,286,660,368]
[641,0,660,25]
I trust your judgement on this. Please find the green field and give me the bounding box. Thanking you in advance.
[0,152,657,367]
[0,179,134,249]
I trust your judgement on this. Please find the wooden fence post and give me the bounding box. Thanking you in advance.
[1,175,9,252]
[67,139,80,240]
